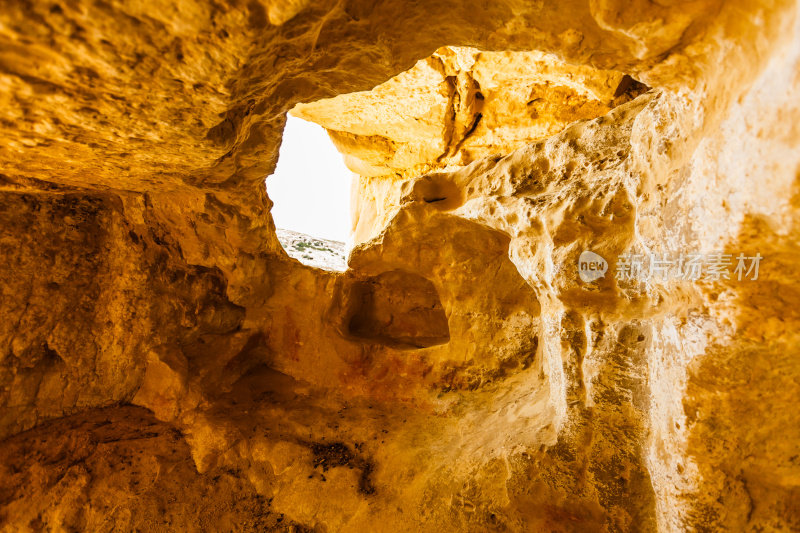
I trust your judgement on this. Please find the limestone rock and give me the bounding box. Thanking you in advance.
[1,0,799,531]
[0,406,304,531]
[292,46,646,179]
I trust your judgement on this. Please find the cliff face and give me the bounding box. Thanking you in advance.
[1,0,799,531]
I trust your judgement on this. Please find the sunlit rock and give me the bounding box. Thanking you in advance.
[1,0,799,531]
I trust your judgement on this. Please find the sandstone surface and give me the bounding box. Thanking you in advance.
[1,0,799,531]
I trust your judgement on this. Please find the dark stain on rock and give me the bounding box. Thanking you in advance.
[309,441,376,495]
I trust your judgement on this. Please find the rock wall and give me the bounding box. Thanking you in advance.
[1,0,799,531]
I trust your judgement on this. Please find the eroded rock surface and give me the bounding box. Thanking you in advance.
[293,46,647,179]
[1,0,799,531]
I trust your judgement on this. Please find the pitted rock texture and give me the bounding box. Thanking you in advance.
[1,0,800,532]
[292,46,647,179]
[0,406,304,531]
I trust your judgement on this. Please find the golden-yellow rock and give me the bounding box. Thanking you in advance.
[132,345,190,421]
[1,0,799,531]
[292,46,643,180]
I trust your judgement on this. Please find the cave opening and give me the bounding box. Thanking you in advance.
[267,47,650,273]
[266,114,352,271]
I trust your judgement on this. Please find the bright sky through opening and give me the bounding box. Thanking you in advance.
[266,115,352,242]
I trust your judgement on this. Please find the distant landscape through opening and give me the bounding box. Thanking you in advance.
[266,114,352,271]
